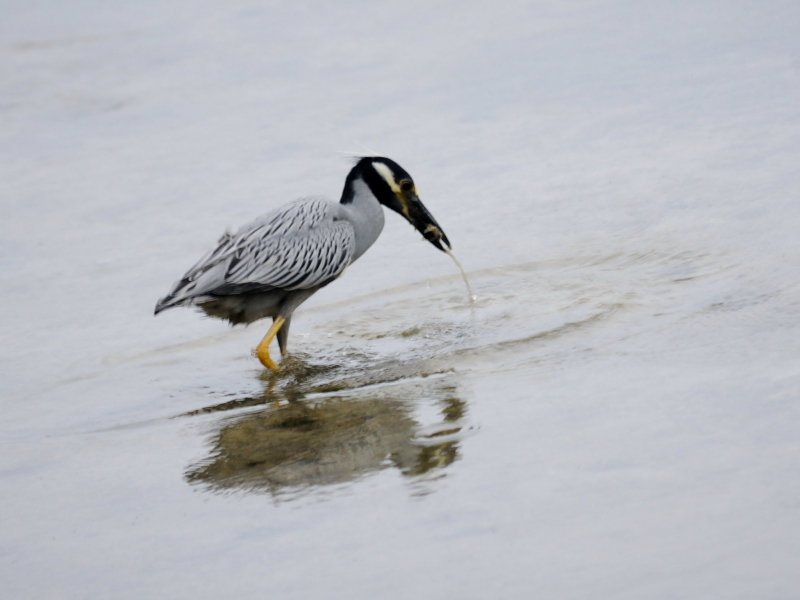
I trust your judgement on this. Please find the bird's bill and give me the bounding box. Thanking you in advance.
[402,194,452,252]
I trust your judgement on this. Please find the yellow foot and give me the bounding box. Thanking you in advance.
[256,316,286,371]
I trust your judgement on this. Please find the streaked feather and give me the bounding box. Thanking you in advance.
[155,198,355,312]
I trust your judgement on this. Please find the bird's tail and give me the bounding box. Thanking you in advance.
[154,291,190,315]
[154,295,175,315]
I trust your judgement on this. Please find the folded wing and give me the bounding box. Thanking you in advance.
[155,199,355,313]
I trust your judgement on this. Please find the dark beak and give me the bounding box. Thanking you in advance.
[404,193,452,252]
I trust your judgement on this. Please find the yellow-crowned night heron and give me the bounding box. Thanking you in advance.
[155,157,451,370]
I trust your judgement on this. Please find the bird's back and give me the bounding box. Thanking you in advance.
[155,197,355,316]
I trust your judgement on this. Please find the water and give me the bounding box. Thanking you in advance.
[2,1,800,598]
[446,249,477,303]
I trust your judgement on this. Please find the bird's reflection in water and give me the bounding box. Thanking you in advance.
[185,354,469,499]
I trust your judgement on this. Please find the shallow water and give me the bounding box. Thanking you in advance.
[3,1,800,598]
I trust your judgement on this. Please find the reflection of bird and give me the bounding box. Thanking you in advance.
[184,382,465,497]
[155,157,451,370]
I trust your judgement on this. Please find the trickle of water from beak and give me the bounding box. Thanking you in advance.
[446,249,476,304]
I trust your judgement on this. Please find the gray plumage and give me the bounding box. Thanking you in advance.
[155,157,450,366]
[156,198,359,325]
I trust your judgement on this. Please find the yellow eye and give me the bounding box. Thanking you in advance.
[399,179,413,193]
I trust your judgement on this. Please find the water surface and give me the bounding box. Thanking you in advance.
[2,1,800,598]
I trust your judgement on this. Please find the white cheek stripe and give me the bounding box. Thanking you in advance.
[372,162,401,194]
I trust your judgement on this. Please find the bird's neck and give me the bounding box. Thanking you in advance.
[341,178,385,260]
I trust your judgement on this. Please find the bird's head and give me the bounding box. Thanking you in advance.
[341,156,451,252]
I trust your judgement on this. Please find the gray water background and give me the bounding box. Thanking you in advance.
[2,1,800,598]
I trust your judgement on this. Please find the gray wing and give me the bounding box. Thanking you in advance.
[155,198,355,313]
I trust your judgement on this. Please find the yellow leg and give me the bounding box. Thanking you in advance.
[256,316,286,371]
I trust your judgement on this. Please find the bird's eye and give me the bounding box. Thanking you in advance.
[399,179,413,193]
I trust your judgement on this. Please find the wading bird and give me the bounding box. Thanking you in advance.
[155,157,451,370]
